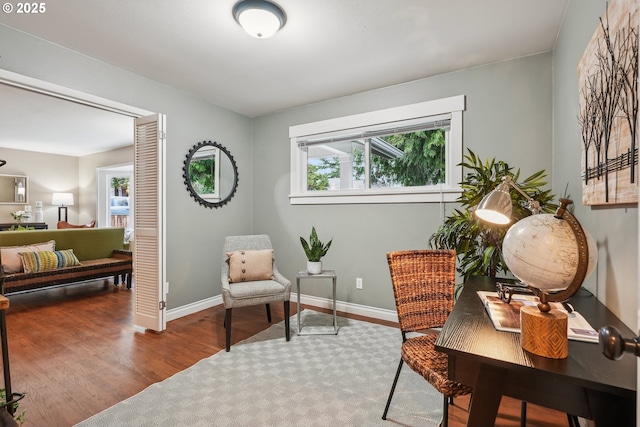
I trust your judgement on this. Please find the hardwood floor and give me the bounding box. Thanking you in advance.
[1,281,569,427]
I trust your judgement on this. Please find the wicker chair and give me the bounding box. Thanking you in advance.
[382,249,472,427]
[221,235,291,352]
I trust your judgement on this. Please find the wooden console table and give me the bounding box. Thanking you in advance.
[0,223,48,231]
[435,276,636,426]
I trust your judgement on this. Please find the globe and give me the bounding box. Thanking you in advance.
[502,213,597,292]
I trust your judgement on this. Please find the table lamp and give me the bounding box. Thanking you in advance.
[51,192,74,222]
[475,176,597,359]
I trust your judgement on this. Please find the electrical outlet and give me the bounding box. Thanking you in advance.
[356,277,363,289]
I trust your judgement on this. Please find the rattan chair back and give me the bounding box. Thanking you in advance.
[386,249,456,333]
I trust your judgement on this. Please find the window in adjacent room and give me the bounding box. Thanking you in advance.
[289,95,465,204]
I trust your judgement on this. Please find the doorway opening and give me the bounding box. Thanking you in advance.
[0,69,166,331]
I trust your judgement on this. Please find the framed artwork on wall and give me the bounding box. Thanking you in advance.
[578,0,638,205]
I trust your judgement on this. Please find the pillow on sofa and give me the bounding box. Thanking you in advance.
[0,240,56,273]
[19,249,81,274]
[226,249,274,283]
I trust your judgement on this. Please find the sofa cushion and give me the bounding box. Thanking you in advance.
[1,240,56,273]
[227,249,274,283]
[19,249,82,274]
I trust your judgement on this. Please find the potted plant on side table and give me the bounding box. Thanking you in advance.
[300,227,332,274]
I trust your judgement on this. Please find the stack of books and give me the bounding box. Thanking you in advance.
[477,290,599,343]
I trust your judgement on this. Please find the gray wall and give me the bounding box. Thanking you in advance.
[0,24,253,309]
[0,145,133,227]
[0,147,78,226]
[252,53,553,312]
[1,0,636,329]
[553,0,637,329]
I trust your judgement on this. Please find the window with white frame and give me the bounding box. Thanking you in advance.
[289,95,465,204]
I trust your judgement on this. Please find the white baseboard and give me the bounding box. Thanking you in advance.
[166,295,222,322]
[166,293,398,324]
[292,293,399,323]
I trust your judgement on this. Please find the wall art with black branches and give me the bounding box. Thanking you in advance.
[578,0,638,205]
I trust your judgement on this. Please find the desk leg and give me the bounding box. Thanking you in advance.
[466,365,507,427]
[296,278,301,334]
[586,388,635,426]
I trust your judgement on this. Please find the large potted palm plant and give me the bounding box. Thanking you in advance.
[429,149,557,287]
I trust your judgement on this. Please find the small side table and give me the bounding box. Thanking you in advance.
[296,270,338,335]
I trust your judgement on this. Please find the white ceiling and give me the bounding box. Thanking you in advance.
[0,0,569,156]
[0,84,134,157]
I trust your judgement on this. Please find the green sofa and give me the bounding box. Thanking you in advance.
[0,228,132,294]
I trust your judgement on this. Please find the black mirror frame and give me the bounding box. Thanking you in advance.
[182,140,239,209]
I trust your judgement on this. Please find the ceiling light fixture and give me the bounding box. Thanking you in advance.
[233,0,286,39]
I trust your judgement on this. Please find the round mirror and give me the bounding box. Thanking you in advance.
[183,140,238,209]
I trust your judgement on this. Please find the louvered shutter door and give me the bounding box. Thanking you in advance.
[133,114,167,331]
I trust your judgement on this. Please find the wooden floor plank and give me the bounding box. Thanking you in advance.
[1,281,568,426]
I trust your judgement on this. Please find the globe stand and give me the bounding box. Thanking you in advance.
[477,180,594,360]
[521,306,568,358]
[518,199,590,359]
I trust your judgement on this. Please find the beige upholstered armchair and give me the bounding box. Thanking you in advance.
[221,234,291,352]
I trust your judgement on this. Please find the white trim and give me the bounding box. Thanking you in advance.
[0,69,153,117]
[290,188,461,204]
[167,295,222,322]
[292,292,399,323]
[290,95,465,139]
[166,294,398,324]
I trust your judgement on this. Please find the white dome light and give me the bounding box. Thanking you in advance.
[233,0,286,39]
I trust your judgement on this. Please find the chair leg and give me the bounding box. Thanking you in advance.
[441,393,449,427]
[225,308,232,352]
[567,414,579,427]
[284,301,290,341]
[266,303,272,323]
[521,401,527,427]
[382,359,404,420]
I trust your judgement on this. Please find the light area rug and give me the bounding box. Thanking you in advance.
[75,310,443,427]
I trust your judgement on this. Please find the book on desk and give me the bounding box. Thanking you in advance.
[476,290,599,343]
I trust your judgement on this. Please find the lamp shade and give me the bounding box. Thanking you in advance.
[474,181,512,224]
[233,0,286,38]
[51,192,74,206]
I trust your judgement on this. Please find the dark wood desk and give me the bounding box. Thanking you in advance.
[435,276,636,427]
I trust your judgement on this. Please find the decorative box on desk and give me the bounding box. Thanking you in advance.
[0,223,48,231]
